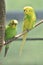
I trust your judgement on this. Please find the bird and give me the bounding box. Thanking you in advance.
[4,19,18,57]
[19,6,36,56]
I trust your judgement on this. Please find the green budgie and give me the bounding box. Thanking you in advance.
[4,20,18,57]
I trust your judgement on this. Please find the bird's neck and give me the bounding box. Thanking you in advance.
[26,15,32,21]
[26,13,35,21]
[9,25,16,29]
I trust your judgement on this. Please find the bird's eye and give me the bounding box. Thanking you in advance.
[24,9,27,12]
[24,9,25,11]
[29,10,32,12]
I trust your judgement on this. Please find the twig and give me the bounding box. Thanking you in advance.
[4,20,43,45]
[10,38,43,41]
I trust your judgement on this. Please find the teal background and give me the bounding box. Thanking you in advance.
[0,0,43,65]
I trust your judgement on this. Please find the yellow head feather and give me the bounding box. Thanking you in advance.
[24,6,34,16]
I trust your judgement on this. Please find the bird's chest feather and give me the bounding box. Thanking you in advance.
[5,27,16,40]
[23,18,33,30]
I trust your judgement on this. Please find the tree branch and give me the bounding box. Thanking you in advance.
[4,20,43,45]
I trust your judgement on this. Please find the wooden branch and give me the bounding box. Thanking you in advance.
[4,20,43,45]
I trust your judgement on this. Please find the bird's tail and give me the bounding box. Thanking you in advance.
[0,44,3,52]
[0,46,2,52]
[4,44,9,57]
[19,32,27,56]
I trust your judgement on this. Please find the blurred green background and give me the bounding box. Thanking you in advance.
[0,0,43,65]
[5,0,43,11]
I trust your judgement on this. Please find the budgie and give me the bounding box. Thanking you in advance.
[19,6,36,56]
[4,20,18,57]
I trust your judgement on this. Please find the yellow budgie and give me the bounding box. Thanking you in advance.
[19,6,36,56]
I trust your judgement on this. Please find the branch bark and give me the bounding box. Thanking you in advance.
[4,20,43,45]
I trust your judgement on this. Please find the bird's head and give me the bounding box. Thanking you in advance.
[9,20,18,28]
[24,6,34,17]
